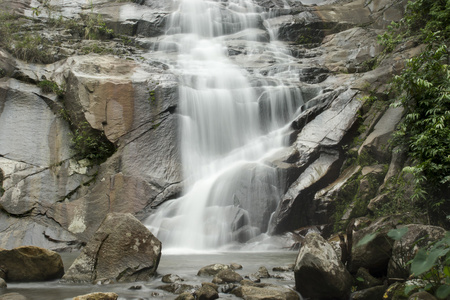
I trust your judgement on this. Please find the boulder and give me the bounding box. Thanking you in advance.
[175,293,195,300]
[257,266,270,278]
[194,283,219,300]
[355,268,383,289]
[230,263,243,270]
[231,283,299,300]
[157,283,196,294]
[350,216,399,274]
[197,264,230,277]
[0,293,27,300]
[63,213,161,283]
[408,291,437,300]
[212,269,243,284]
[73,293,118,300]
[294,233,352,300]
[162,274,184,283]
[350,286,386,300]
[0,278,6,288]
[0,246,64,282]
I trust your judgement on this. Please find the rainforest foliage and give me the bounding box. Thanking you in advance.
[380,0,450,218]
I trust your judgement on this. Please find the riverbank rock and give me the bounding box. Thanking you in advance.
[157,283,196,294]
[194,283,219,300]
[73,292,118,300]
[231,283,299,300]
[294,233,352,300]
[212,269,243,284]
[0,246,64,282]
[0,278,6,288]
[0,293,27,300]
[63,213,162,283]
[162,274,184,283]
[197,264,230,277]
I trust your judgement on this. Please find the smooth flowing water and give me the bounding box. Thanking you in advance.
[145,0,306,252]
[0,252,297,299]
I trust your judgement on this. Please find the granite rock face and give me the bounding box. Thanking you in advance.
[63,213,162,283]
[0,0,414,250]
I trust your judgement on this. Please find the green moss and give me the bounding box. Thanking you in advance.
[70,122,116,163]
[37,80,65,97]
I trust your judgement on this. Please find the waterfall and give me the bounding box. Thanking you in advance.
[146,0,305,252]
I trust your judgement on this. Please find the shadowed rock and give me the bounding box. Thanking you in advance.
[0,246,64,282]
[294,233,352,300]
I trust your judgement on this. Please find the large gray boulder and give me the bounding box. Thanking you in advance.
[294,233,352,300]
[0,246,64,282]
[63,213,161,283]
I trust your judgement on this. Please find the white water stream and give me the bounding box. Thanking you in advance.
[146,0,307,252]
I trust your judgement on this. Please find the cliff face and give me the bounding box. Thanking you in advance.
[0,0,423,250]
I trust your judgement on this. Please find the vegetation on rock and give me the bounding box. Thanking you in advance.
[379,0,450,224]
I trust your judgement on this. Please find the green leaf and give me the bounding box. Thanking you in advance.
[444,266,450,278]
[436,284,450,299]
[356,277,364,282]
[356,232,377,248]
[404,284,417,295]
[411,247,450,276]
[388,227,409,241]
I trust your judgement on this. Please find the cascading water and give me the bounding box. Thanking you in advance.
[146,0,307,252]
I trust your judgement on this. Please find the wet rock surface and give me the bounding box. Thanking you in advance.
[0,0,415,253]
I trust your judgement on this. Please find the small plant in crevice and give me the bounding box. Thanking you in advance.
[37,80,65,97]
[70,121,116,163]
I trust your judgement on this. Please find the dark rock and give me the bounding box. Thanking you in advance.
[388,225,446,279]
[355,268,383,289]
[350,285,386,300]
[0,246,64,282]
[194,283,219,300]
[409,291,437,300]
[350,216,399,275]
[197,264,230,276]
[63,213,161,283]
[212,269,243,284]
[294,233,352,300]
